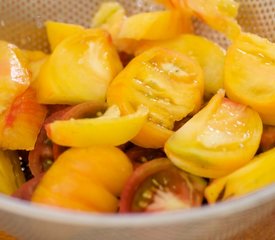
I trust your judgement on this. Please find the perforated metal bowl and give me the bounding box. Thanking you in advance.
[0,0,275,239]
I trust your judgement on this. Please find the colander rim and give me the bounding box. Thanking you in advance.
[0,184,275,227]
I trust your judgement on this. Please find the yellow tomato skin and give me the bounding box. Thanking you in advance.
[107,47,204,148]
[165,90,263,178]
[0,150,25,195]
[0,41,30,114]
[224,33,275,125]
[118,10,192,41]
[136,34,225,99]
[205,147,275,203]
[45,21,85,51]
[186,0,241,39]
[91,2,138,54]
[46,105,148,147]
[22,50,49,83]
[0,88,47,150]
[32,146,133,213]
[36,29,123,105]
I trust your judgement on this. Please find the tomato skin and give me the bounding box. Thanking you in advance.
[224,33,275,125]
[32,146,133,213]
[260,125,275,152]
[119,158,206,213]
[12,174,44,201]
[46,105,148,148]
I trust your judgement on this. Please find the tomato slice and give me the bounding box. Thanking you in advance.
[46,105,148,148]
[119,158,206,213]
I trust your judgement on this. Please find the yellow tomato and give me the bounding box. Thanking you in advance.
[186,0,241,39]
[107,47,204,148]
[224,33,275,125]
[45,21,84,51]
[22,50,49,83]
[136,34,226,99]
[118,10,192,40]
[155,0,186,9]
[92,2,126,38]
[0,41,30,114]
[32,146,133,212]
[46,105,148,147]
[92,3,192,54]
[165,90,263,178]
[36,29,123,105]
[0,150,25,195]
[91,2,138,54]
[205,147,275,203]
[0,88,47,150]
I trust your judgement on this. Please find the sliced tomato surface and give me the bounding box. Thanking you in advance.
[119,158,206,213]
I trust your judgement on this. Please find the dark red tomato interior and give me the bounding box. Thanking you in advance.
[125,146,166,168]
[119,158,195,213]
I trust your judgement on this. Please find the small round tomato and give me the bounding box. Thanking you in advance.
[119,158,206,213]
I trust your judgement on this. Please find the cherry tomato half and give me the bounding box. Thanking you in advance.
[119,158,206,213]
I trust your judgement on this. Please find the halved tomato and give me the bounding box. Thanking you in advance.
[224,33,275,125]
[107,47,204,148]
[119,158,206,213]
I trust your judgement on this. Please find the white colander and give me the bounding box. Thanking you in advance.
[0,0,275,240]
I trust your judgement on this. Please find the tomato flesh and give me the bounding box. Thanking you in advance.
[119,158,205,213]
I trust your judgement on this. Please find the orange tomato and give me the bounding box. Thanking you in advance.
[32,146,133,213]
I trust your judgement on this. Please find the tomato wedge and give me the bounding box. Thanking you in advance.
[120,158,206,213]
[46,105,148,147]
[165,90,263,178]
[29,102,106,176]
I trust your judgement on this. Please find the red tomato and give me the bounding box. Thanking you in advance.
[119,158,206,213]
[12,174,44,201]
[125,146,166,168]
